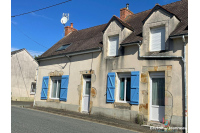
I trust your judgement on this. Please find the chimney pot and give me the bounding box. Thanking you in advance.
[126,3,129,9]
[70,23,73,28]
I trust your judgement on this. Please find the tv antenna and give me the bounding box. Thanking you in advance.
[61,13,69,26]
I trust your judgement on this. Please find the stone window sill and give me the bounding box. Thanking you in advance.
[114,102,131,110]
[105,56,119,60]
[47,99,60,103]
[30,92,35,95]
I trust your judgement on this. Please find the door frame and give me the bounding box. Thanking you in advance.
[149,72,165,122]
[81,76,91,113]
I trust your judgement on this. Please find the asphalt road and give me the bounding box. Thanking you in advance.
[12,106,138,133]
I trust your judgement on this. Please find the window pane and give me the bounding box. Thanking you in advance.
[150,27,165,51]
[120,78,125,100]
[152,78,165,106]
[56,44,70,51]
[32,83,36,92]
[158,78,165,106]
[51,80,57,98]
[109,36,119,56]
[31,82,36,93]
[85,81,91,95]
[126,78,131,101]
[57,80,61,98]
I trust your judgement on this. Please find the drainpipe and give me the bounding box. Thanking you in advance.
[134,38,187,132]
[33,66,39,107]
[182,35,187,133]
[65,55,71,76]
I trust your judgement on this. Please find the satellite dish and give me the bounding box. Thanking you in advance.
[61,13,69,26]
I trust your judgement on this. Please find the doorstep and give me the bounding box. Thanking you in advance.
[147,121,164,127]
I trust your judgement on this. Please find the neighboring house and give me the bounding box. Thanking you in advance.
[11,48,38,101]
[35,0,188,128]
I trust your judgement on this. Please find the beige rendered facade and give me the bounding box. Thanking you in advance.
[35,1,188,127]
[11,49,38,101]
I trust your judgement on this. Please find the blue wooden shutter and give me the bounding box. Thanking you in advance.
[60,75,69,101]
[106,72,116,103]
[41,76,49,100]
[130,71,140,105]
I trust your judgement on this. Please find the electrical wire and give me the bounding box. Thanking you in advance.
[11,22,49,49]
[11,0,72,18]
[12,23,67,69]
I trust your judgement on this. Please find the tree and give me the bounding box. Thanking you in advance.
[33,55,40,62]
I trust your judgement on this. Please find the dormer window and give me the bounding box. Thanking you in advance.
[56,44,70,51]
[108,35,119,56]
[150,27,165,51]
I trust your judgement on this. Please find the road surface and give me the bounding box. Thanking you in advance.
[11,106,137,133]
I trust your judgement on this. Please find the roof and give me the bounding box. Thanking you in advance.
[38,0,188,60]
[142,4,181,24]
[39,24,106,59]
[121,0,188,44]
[11,48,25,55]
[102,15,134,32]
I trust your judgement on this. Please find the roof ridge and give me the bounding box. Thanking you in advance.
[11,48,25,52]
[125,0,181,19]
[64,23,106,38]
[74,23,107,32]
[11,48,25,55]
[161,0,182,7]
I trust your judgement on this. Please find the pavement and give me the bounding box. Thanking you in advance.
[11,101,33,107]
[11,101,178,133]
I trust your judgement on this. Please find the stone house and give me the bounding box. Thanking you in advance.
[11,48,38,101]
[35,0,188,127]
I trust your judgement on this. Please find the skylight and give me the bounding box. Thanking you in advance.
[56,44,70,51]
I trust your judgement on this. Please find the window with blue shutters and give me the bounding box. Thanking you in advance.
[130,71,140,105]
[106,72,116,103]
[41,75,69,101]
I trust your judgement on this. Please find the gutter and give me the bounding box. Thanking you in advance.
[37,47,102,61]
[120,41,140,47]
[122,41,183,59]
[169,34,188,39]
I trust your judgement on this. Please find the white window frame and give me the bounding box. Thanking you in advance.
[108,35,119,56]
[50,76,61,99]
[150,26,165,51]
[117,73,131,103]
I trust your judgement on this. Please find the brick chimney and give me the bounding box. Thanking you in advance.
[120,4,134,21]
[65,23,77,36]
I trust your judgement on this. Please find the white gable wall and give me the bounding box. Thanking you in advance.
[11,50,38,101]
